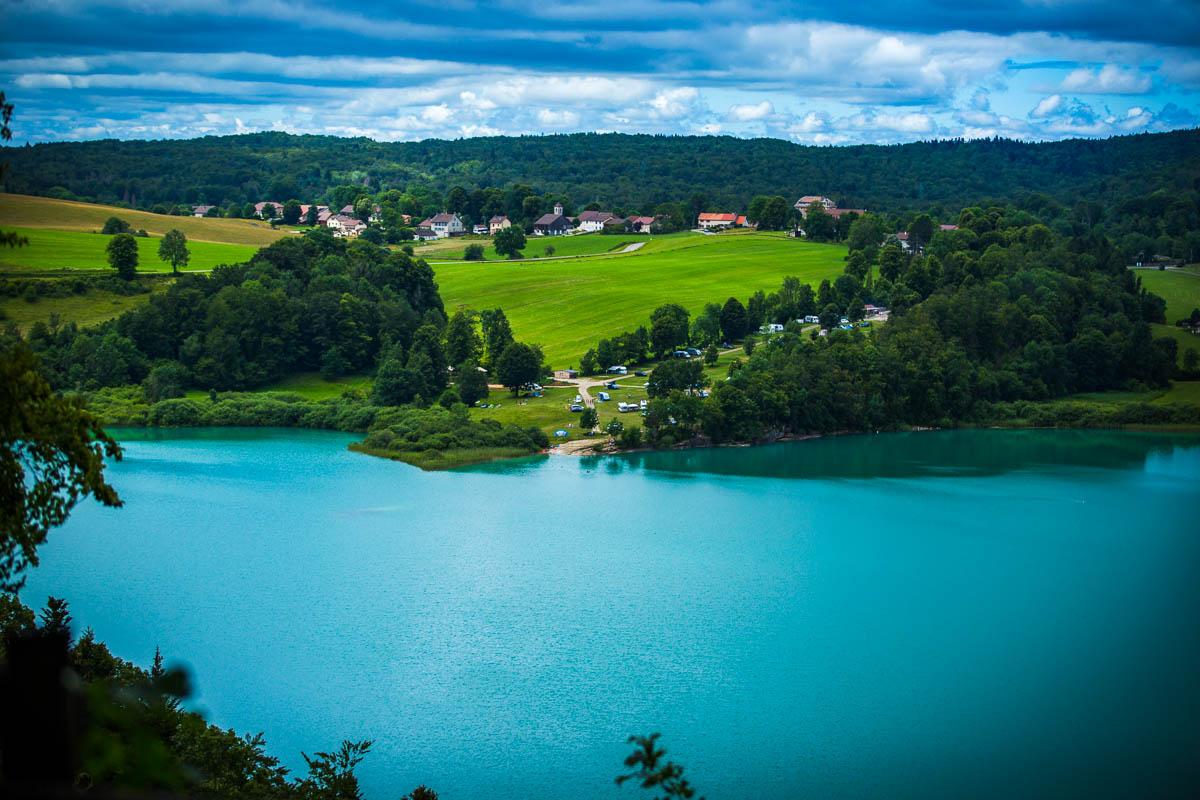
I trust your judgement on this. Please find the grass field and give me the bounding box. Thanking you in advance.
[0,286,158,330]
[416,232,659,261]
[436,232,847,366]
[1136,267,1200,323]
[1152,323,1200,366]
[0,193,287,246]
[0,227,260,273]
[1072,381,1200,405]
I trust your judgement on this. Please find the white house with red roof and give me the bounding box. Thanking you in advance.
[698,212,737,230]
[418,212,464,238]
[576,209,617,232]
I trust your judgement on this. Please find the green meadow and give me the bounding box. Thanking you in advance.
[1136,267,1200,323]
[436,232,848,366]
[0,192,286,246]
[0,227,260,273]
[416,232,660,261]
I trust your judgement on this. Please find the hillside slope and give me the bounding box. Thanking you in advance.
[4,129,1197,214]
[0,193,287,246]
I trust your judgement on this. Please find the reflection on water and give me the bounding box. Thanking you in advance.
[567,429,1200,481]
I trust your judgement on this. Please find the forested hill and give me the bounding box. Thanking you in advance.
[3,129,1199,214]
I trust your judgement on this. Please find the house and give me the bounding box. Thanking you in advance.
[698,212,737,230]
[316,207,333,224]
[340,204,355,215]
[602,216,627,233]
[254,201,283,219]
[192,205,215,217]
[554,368,578,380]
[939,223,959,231]
[794,196,836,215]
[795,196,866,220]
[895,231,913,252]
[472,223,489,235]
[489,215,511,235]
[412,227,439,241]
[420,213,464,238]
[627,215,656,233]
[326,214,366,238]
[735,215,754,228]
[576,210,616,232]
[533,204,571,236]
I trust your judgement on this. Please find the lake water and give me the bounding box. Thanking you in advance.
[22,428,1200,799]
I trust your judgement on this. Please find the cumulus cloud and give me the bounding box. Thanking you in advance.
[726,100,773,121]
[1061,64,1152,94]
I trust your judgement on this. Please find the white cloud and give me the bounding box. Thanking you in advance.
[536,108,580,127]
[1031,94,1064,118]
[727,100,773,121]
[1061,64,1152,94]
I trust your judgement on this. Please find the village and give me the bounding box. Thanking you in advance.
[191,194,951,248]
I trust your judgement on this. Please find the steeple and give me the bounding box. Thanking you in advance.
[553,202,563,216]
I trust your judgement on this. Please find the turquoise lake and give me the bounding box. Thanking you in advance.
[21,428,1200,799]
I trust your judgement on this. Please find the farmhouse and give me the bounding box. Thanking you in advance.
[316,207,333,224]
[939,223,959,231]
[794,195,866,219]
[895,231,913,252]
[698,212,737,230]
[420,213,465,238]
[326,214,366,238]
[554,368,578,380]
[192,205,214,217]
[489,215,511,234]
[576,210,616,232]
[534,204,571,236]
[412,227,439,241]
[254,201,283,219]
[627,215,656,233]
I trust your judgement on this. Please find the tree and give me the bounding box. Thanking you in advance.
[157,228,189,274]
[259,203,277,220]
[408,324,448,395]
[494,225,526,258]
[650,304,689,356]
[456,360,489,406]
[444,310,482,366]
[544,244,556,257]
[718,297,749,341]
[372,357,425,406]
[847,215,884,259]
[747,195,790,230]
[742,335,755,356]
[353,196,374,223]
[282,200,302,225]
[819,303,840,330]
[480,308,515,368]
[1,343,122,591]
[463,243,485,261]
[616,733,701,800]
[494,341,540,395]
[402,787,440,800]
[647,359,706,398]
[101,216,130,235]
[580,407,599,431]
[908,214,935,251]
[580,348,600,375]
[703,344,719,365]
[803,204,836,241]
[106,232,139,280]
[879,244,906,283]
[304,205,320,226]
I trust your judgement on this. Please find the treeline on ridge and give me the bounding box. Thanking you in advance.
[4,128,1198,216]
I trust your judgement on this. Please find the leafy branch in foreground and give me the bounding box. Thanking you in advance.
[617,733,703,800]
[0,342,122,591]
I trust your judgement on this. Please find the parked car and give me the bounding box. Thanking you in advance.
[607,365,628,374]
[569,403,584,412]
[686,347,702,357]
[634,370,648,376]
[673,350,690,359]
[804,315,820,324]
[606,380,619,389]
[573,394,583,403]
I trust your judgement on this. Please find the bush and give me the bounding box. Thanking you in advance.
[463,244,485,261]
[149,398,204,426]
[101,216,131,235]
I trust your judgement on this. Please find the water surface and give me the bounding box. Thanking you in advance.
[23,429,1200,799]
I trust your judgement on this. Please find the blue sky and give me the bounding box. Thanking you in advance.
[2,0,1198,144]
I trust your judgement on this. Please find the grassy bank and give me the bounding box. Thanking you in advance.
[436,232,847,366]
[0,192,287,246]
[0,227,260,273]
